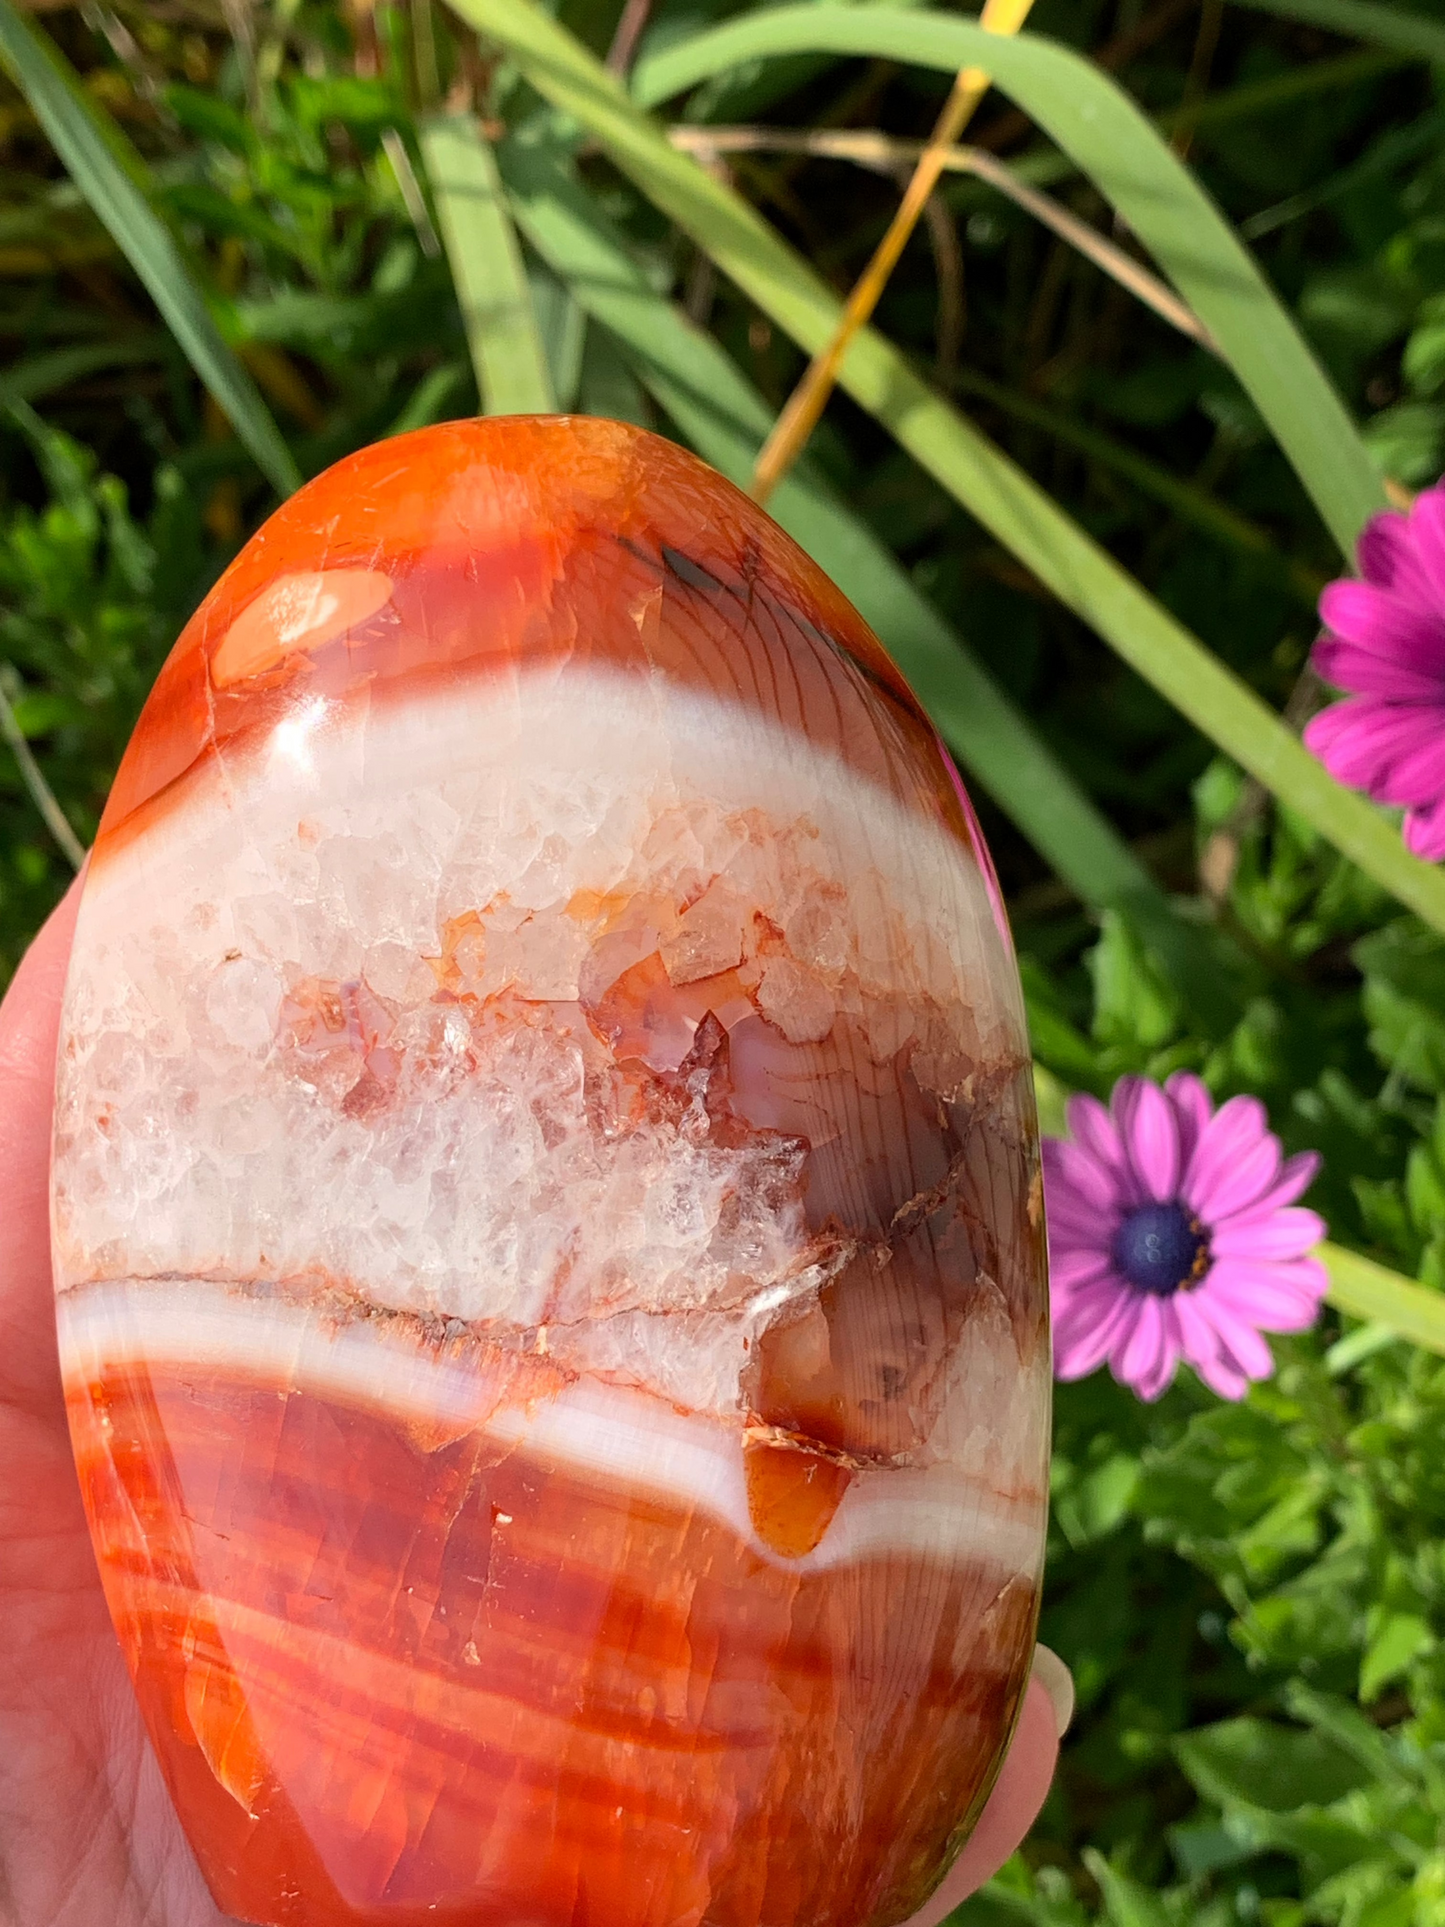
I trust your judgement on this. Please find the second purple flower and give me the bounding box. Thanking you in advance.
[1044,1074,1328,1403]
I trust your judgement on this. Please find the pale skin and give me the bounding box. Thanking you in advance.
[0,882,1065,1927]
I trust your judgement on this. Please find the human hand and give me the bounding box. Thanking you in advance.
[0,885,1068,1927]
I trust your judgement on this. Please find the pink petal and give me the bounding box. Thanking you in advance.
[1054,1278,1138,1380]
[1112,1294,1170,1398]
[1044,1137,1121,1216]
[1215,1254,1331,1296]
[1204,1304,1276,1381]
[1304,697,1437,789]
[1403,487,1445,604]
[1319,580,1445,672]
[1207,1283,1322,1334]
[1186,1346,1251,1401]
[1211,1207,1326,1260]
[1205,1257,1328,1331]
[1193,1131,1281,1223]
[1071,1094,1125,1148]
[1374,731,1445,810]
[1053,1274,1129,1347]
[1183,1094,1269,1219]
[1131,1300,1184,1401]
[1165,1071,1213,1174]
[1045,1211,1116,1257]
[1357,508,1436,604]
[1042,1169,1115,1231]
[1050,1246,1116,1290]
[1312,636,1445,702]
[1117,1077,1182,1203]
[1065,1093,1128,1178]
[1216,1150,1321,1225]
[1175,1291,1271,1397]
[1172,1291,1252,1397]
[1405,793,1445,860]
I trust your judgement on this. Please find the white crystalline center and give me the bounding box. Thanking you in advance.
[53,664,1047,1573]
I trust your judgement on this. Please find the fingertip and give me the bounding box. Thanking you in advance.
[0,870,83,1084]
[1030,1644,1075,1739]
[0,873,84,1313]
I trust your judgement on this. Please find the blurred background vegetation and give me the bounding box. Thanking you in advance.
[10,0,1445,1918]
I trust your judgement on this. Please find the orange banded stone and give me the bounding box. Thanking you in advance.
[52,417,1050,1927]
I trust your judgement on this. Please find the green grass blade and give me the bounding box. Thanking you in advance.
[419,111,555,414]
[1321,1242,1445,1357]
[1230,0,1445,63]
[952,368,1324,607]
[1004,48,1410,198]
[497,122,1234,1017]
[0,338,165,410]
[629,0,933,129]
[0,0,299,497]
[449,0,1445,940]
[630,4,1384,559]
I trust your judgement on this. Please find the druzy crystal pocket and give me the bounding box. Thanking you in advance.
[52,418,1050,1927]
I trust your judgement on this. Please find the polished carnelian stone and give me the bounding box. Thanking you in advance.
[53,418,1050,1927]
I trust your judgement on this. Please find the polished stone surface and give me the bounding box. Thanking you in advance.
[53,417,1050,1927]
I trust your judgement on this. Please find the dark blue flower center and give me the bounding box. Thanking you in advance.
[1112,1201,1211,1296]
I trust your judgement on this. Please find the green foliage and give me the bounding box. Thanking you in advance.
[0,0,298,492]
[627,1,1385,554]
[8,0,1445,1919]
[1000,784,1445,1924]
[478,0,1445,947]
[0,405,202,974]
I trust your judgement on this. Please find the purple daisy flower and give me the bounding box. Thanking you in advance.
[1305,483,1445,861]
[1043,1073,1328,1402]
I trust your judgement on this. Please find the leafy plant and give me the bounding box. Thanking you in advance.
[0,403,202,974]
